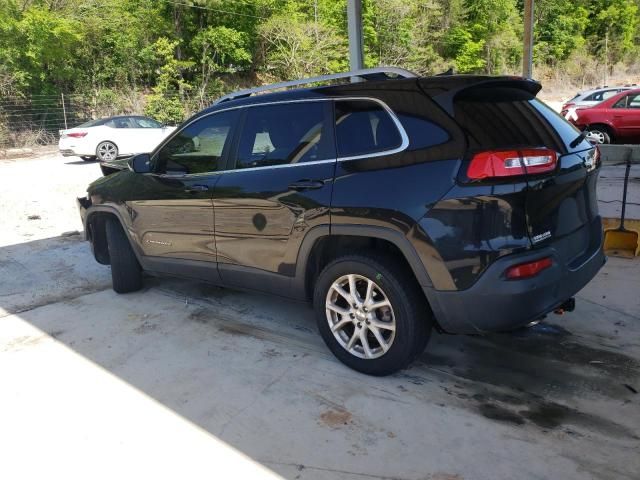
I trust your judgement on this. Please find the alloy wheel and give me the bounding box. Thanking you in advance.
[325,274,396,359]
[97,142,117,161]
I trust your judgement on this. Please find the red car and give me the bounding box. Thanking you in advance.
[568,88,640,144]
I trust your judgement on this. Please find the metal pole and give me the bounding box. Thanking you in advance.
[347,0,364,75]
[61,92,68,130]
[523,0,534,78]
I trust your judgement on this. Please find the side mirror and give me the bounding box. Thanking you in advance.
[128,153,152,173]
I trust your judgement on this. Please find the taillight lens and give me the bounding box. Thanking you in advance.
[505,257,552,280]
[563,103,574,110]
[467,148,557,180]
[67,132,87,138]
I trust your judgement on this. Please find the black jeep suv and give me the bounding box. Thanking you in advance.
[78,68,604,375]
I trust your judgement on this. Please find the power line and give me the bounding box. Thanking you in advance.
[157,0,269,20]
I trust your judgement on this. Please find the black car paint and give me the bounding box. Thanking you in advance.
[80,75,604,334]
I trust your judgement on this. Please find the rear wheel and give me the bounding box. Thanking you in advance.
[96,141,118,161]
[313,253,432,376]
[586,127,611,144]
[105,218,142,293]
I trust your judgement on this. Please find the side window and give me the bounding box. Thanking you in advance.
[613,94,637,109]
[629,94,640,108]
[154,110,237,175]
[583,93,597,101]
[133,117,162,128]
[334,100,402,158]
[236,102,331,169]
[113,117,133,128]
[601,90,618,101]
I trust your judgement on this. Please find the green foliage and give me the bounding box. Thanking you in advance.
[144,95,184,125]
[0,0,638,100]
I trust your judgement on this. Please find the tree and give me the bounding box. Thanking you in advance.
[191,26,251,101]
[257,14,347,79]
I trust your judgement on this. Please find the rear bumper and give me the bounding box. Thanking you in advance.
[427,218,605,334]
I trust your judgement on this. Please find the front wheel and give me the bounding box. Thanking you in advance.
[105,218,143,293]
[313,254,432,376]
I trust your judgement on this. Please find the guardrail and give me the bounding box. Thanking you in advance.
[597,144,640,257]
[598,144,640,166]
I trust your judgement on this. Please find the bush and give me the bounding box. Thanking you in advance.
[143,95,184,126]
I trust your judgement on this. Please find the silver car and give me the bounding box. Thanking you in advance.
[562,86,633,119]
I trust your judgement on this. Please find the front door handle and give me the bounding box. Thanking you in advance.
[288,179,325,191]
[185,184,209,193]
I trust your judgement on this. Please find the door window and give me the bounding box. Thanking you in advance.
[154,110,237,175]
[133,117,162,128]
[334,100,402,158]
[614,93,640,109]
[236,102,332,169]
[105,117,134,128]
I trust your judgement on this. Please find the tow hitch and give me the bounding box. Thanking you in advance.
[554,297,576,315]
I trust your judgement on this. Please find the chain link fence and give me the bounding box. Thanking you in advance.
[0,92,217,151]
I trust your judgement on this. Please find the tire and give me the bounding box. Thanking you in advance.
[96,141,118,161]
[80,156,95,162]
[105,218,143,293]
[586,127,611,144]
[313,253,433,376]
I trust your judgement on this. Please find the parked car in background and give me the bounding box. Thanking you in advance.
[59,115,176,162]
[78,68,604,376]
[567,88,640,144]
[562,86,632,119]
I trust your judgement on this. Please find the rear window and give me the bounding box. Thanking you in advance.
[335,100,402,158]
[453,87,572,153]
[76,118,104,128]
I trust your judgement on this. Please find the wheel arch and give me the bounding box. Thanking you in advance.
[295,225,435,307]
[85,207,137,265]
[587,122,615,140]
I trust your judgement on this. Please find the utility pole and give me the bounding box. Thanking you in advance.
[347,0,364,74]
[604,31,609,85]
[61,92,68,130]
[523,0,534,78]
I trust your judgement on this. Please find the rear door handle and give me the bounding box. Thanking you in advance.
[185,184,209,193]
[288,179,325,191]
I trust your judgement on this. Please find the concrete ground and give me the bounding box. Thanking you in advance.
[1,153,639,480]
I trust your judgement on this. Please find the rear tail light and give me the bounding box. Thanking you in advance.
[66,132,87,138]
[563,103,574,110]
[467,148,557,180]
[505,257,552,280]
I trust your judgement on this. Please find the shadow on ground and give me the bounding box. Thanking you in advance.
[2,234,640,480]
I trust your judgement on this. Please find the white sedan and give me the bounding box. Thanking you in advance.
[59,115,177,162]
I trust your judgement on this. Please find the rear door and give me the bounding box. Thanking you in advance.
[213,100,336,286]
[611,92,640,139]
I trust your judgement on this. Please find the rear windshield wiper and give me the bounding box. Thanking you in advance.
[570,130,588,148]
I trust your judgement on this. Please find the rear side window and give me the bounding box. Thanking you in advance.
[614,93,640,109]
[335,100,402,158]
[236,102,332,169]
[453,87,567,153]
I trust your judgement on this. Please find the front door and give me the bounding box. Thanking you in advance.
[213,100,336,288]
[126,109,239,264]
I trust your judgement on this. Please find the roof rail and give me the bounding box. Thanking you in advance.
[213,67,417,105]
